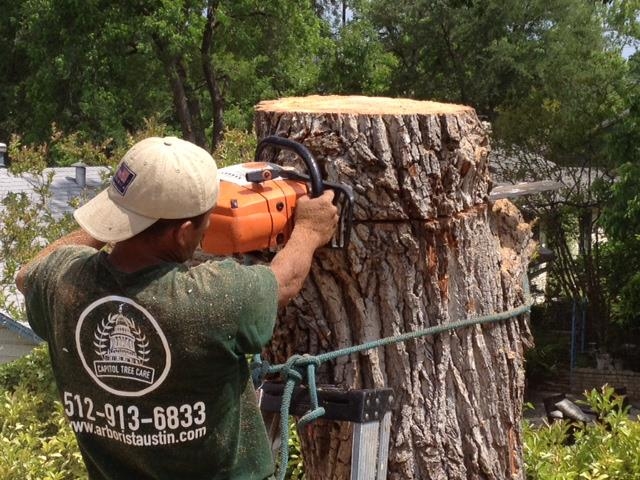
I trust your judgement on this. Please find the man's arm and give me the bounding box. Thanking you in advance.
[269,191,338,307]
[16,228,106,295]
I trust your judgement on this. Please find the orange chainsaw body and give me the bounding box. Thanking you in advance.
[201,162,309,255]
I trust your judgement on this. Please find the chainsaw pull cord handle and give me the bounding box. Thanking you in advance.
[254,135,324,198]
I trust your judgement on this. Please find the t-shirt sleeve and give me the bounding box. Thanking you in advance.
[191,260,278,354]
[22,246,95,340]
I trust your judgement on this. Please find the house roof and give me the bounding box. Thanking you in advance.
[489,149,611,189]
[0,311,42,345]
[0,165,109,218]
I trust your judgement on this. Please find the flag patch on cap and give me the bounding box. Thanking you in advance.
[112,162,137,196]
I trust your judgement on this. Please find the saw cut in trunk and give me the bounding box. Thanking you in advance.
[255,95,534,480]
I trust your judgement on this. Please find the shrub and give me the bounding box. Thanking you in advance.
[524,385,640,479]
[213,128,257,168]
[0,345,87,480]
[286,417,305,479]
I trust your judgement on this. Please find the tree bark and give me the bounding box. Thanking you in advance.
[152,36,207,148]
[255,95,534,480]
[201,0,225,151]
[176,58,207,148]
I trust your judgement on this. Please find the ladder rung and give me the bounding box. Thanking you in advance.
[259,381,394,423]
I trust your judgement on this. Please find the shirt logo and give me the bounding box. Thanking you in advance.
[76,296,171,397]
[112,162,136,196]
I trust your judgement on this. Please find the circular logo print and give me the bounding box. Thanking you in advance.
[76,296,171,397]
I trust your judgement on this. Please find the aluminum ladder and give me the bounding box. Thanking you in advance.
[260,382,394,479]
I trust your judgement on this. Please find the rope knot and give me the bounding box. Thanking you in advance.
[279,354,304,384]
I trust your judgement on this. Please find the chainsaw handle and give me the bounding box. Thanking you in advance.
[254,136,324,198]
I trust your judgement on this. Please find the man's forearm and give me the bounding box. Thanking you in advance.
[269,228,321,307]
[16,228,106,294]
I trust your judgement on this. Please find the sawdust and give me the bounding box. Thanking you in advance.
[255,95,473,115]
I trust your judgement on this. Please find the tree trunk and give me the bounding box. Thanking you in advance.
[201,0,225,151]
[152,37,207,148]
[254,95,534,480]
[176,58,207,148]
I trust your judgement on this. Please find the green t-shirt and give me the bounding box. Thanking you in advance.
[24,246,278,480]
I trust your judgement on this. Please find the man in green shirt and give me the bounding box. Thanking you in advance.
[16,136,338,480]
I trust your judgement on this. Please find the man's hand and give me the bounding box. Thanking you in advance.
[293,190,339,248]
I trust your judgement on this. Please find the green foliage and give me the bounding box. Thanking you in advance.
[601,162,640,241]
[317,18,397,95]
[0,0,334,149]
[599,162,640,326]
[362,0,630,164]
[0,134,83,319]
[48,126,112,167]
[209,1,332,130]
[524,386,640,479]
[0,345,87,480]
[3,0,634,171]
[0,0,171,146]
[212,128,258,168]
[287,418,305,479]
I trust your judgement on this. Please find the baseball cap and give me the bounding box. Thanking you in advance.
[74,136,219,243]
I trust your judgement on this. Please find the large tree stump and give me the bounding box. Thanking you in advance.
[255,95,534,480]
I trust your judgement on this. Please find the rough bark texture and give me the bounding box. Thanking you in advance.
[254,95,534,480]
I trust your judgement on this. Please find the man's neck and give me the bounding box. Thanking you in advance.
[107,238,182,273]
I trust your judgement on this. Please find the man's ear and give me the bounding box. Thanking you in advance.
[173,219,195,250]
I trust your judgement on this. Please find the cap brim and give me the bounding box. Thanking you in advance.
[74,188,157,243]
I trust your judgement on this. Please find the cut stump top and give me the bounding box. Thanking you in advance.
[255,95,473,115]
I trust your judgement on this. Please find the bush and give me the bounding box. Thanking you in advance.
[213,128,257,168]
[524,385,640,479]
[286,417,305,479]
[0,345,87,480]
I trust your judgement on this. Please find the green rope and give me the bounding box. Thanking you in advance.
[257,284,533,480]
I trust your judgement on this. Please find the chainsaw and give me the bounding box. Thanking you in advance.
[201,135,354,256]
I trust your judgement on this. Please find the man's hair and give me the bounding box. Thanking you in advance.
[141,212,209,238]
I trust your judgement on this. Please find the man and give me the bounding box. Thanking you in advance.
[15,136,338,480]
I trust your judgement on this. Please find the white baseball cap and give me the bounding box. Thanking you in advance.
[74,136,219,243]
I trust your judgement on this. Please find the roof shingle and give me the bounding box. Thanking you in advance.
[0,166,109,218]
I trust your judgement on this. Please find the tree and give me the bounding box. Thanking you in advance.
[598,64,640,331]
[0,1,172,147]
[0,1,331,152]
[360,0,630,158]
[256,96,533,479]
[600,162,640,325]
[358,0,640,348]
[317,18,398,95]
